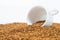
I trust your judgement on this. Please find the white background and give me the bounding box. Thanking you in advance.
[0,0,60,24]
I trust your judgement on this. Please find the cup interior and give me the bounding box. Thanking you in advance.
[27,6,47,24]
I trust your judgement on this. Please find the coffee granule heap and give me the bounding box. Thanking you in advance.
[0,21,60,40]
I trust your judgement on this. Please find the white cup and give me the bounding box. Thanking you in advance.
[27,6,59,27]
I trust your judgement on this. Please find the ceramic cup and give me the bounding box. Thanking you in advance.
[27,6,59,27]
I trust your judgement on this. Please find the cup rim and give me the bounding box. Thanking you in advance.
[27,6,47,24]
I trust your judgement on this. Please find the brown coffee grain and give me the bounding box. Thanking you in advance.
[0,21,60,40]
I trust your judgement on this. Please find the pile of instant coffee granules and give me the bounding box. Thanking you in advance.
[0,21,60,40]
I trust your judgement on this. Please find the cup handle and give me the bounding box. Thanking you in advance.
[50,9,59,16]
[41,9,59,27]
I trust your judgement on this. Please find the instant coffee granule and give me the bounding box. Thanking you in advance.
[0,21,60,40]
